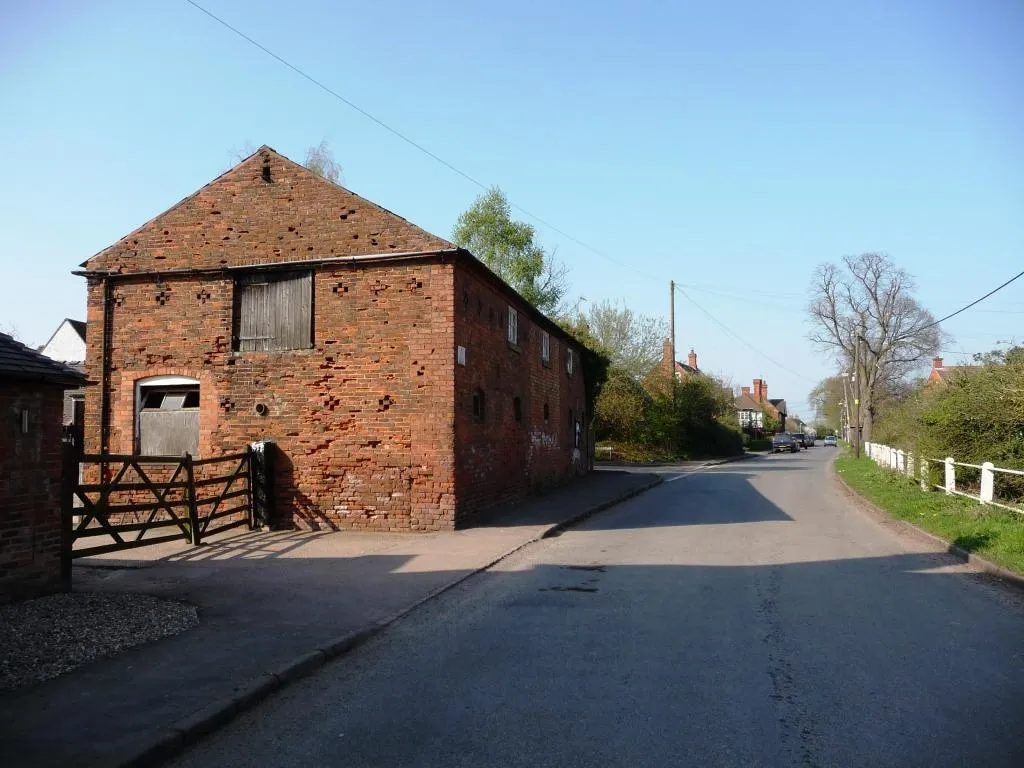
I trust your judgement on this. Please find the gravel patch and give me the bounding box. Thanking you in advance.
[0,592,198,691]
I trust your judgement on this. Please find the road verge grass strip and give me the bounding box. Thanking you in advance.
[835,456,1024,576]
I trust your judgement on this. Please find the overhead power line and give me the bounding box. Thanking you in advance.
[183,0,660,281]
[920,269,1024,332]
[673,283,810,382]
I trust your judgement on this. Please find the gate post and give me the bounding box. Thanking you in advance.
[184,453,200,545]
[59,441,78,589]
[250,440,276,530]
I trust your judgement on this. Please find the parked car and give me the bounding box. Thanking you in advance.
[823,435,837,447]
[772,433,799,453]
[790,433,807,448]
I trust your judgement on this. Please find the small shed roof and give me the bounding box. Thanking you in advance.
[0,333,87,387]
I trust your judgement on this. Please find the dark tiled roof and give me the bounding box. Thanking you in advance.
[0,333,87,386]
[735,393,762,411]
[67,319,87,341]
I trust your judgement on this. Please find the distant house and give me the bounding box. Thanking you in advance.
[735,388,763,432]
[927,356,975,385]
[738,378,788,433]
[39,318,87,427]
[660,340,702,380]
[0,332,86,601]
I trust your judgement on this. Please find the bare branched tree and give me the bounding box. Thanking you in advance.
[583,299,667,380]
[303,140,342,184]
[808,252,943,441]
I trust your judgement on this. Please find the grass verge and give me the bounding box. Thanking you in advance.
[835,456,1024,576]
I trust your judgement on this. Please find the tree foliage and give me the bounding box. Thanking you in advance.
[453,187,568,316]
[304,140,342,184]
[808,253,942,441]
[873,346,1024,493]
[594,369,743,459]
[808,375,846,429]
[582,299,667,381]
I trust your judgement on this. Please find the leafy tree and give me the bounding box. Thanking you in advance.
[594,367,651,443]
[808,375,846,429]
[304,140,342,183]
[808,252,943,441]
[581,299,667,381]
[453,187,568,315]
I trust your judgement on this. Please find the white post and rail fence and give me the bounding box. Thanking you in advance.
[863,441,1024,516]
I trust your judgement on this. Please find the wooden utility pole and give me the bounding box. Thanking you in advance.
[669,280,676,373]
[853,332,862,459]
[669,280,676,405]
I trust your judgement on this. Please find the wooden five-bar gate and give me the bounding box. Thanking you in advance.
[60,446,271,578]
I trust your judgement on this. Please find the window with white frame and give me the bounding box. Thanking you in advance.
[566,347,575,375]
[507,306,518,344]
[541,331,550,363]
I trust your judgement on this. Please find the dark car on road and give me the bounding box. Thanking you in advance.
[772,433,799,453]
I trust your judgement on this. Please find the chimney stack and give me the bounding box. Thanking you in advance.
[741,386,751,397]
[688,349,698,369]
[662,339,674,374]
[753,378,768,403]
[932,357,943,369]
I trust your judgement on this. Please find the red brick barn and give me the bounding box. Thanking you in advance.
[78,146,589,532]
[0,333,86,601]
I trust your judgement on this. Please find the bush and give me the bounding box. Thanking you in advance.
[594,366,742,459]
[873,347,1024,500]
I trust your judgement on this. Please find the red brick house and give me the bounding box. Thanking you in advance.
[1,333,86,601]
[77,146,588,532]
[926,356,975,385]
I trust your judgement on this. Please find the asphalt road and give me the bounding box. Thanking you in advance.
[171,449,1024,767]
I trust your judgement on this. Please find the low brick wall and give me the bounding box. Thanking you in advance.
[0,383,66,602]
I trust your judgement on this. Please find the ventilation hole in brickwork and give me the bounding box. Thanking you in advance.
[211,210,221,215]
[222,236,230,241]
[288,226,295,232]
[163,230,169,235]
[472,390,485,423]
[262,164,272,183]
[227,227,233,231]
[378,395,393,412]
[513,397,522,423]
[352,233,359,240]
[308,246,314,251]
[349,208,355,214]
[371,238,378,246]
[543,403,550,423]
[365,440,381,448]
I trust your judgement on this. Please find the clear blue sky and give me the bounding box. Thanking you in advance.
[2,0,1022,417]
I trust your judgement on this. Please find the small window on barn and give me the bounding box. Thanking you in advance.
[507,306,518,344]
[566,347,575,375]
[136,376,200,457]
[472,389,485,423]
[513,397,522,423]
[543,403,549,423]
[235,270,312,351]
[541,331,550,364]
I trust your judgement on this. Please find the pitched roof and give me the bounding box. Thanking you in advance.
[81,146,453,273]
[40,317,87,352]
[0,333,88,387]
[735,393,761,410]
[930,365,975,382]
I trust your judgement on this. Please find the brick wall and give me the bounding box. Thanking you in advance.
[0,383,65,601]
[86,147,451,275]
[85,261,455,531]
[453,265,587,523]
